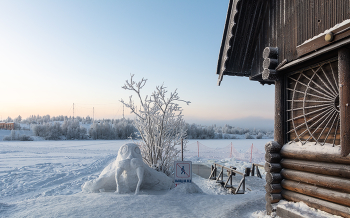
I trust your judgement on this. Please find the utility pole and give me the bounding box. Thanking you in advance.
[93,107,94,121]
[73,103,74,121]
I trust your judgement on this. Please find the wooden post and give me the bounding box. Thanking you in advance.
[339,48,350,157]
[251,164,255,176]
[197,141,199,158]
[275,76,284,146]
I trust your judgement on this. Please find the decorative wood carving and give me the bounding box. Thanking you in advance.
[286,60,340,145]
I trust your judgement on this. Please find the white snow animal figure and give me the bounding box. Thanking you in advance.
[82,143,173,194]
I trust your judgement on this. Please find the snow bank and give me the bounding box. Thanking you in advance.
[167,182,203,195]
[277,200,343,218]
[283,141,341,155]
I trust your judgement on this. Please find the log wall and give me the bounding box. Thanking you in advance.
[277,144,350,216]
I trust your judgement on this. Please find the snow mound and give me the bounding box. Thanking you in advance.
[82,143,173,194]
[168,182,203,195]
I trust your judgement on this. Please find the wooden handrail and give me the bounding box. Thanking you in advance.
[214,163,245,176]
[253,163,264,168]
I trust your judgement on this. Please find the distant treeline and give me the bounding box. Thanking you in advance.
[186,124,273,139]
[31,119,136,140]
[3,115,273,140]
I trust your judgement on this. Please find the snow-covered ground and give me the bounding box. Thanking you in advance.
[0,140,339,217]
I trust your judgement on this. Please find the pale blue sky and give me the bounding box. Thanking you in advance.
[0,0,274,126]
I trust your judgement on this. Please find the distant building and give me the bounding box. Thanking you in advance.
[0,122,15,130]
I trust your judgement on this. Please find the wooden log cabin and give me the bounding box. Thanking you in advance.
[216,0,350,217]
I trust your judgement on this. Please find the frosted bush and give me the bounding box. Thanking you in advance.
[121,75,190,175]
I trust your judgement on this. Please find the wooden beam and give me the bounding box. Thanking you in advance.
[278,37,350,72]
[214,163,244,176]
[266,172,282,184]
[339,48,350,157]
[276,206,305,218]
[280,143,350,164]
[265,162,282,173]
[265,193,282,204]
[281,159,350,179]
[265,152,281,163]
[281,169,350,193]
[263,47,278,59]
[265,183,282,194]
[265,141,282,153]
[297,23,350,58]
[263,58,278,69]
[274,76,284,145]
[282,190,350,218]
[262,69,277,80]
[282,179,350,207]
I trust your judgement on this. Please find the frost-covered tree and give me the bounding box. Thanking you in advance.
[62,120,87,140]
[3,130,33,141]
[120,75,190,175]
[14,115,22,123]
[256,132,264,139]
[5,116,13,122]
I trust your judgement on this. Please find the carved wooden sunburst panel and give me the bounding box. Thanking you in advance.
[287,60,340,145]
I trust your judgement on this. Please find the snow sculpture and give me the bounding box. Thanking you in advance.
[82,143,173,194]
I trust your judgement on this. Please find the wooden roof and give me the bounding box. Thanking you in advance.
[217,0,268,86]
[216,0,350,86]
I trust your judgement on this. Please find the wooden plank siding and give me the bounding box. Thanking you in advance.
[217,0,350,84]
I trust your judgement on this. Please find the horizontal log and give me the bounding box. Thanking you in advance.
[280,142,350,165]
[282,190,350,218]
[263,47,278,59]
[282,179,350,207]
[265,152,281,163]
[266,172,282,184]
[281,169,350,193]
[265,193,282,204]
[265,183,282,194]
[263,58,278,69]
[262,69,277,80]
[265,141,282,153]
[281,159,350,179]
[276,206,306,218]
[265,162,282,173]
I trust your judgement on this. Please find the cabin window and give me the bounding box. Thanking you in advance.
[286,58,340,145]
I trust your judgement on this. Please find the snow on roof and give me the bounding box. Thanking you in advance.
[298,19,350,47]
